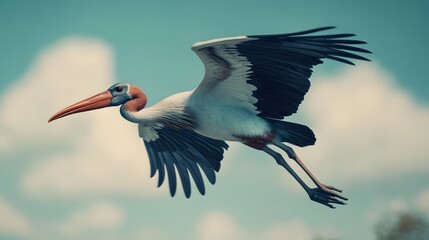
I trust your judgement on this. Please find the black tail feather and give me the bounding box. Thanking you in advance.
[267,119,316,147]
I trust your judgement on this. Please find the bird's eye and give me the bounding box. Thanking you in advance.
[114,86,123,92]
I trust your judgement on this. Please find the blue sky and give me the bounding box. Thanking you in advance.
[0,1,428,240]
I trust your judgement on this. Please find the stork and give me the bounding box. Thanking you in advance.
[49,27,370,208]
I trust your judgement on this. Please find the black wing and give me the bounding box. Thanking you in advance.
[143,127,229,198]
[192,26,371,119]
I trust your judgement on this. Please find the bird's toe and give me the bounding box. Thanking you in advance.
[308,187,348,208]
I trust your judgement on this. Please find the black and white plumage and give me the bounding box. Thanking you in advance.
[143,128,228,198]
[192,26,370,119]
[49,27,370,208]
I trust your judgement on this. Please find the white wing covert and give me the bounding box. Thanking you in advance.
[190,26,371,119]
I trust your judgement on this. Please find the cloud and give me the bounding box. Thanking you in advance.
[55,202,124,237]
[196,210,335,240]
[0,201,127,240]
[415,188,429,212]
[364,188,429,227]
[295,63,429,186]
[260,220,318,240]
[196,211,244,240]
[0,195,32,237]
[0,38,113,153]
[0,37,163,198]
[364,197,409,226]
[21,109,163,198]
[127,228,170,240]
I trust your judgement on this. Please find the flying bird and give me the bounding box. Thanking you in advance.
[49,27,370,208]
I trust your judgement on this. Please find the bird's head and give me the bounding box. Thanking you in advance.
[48,83,146,122]
[108,83,133,106]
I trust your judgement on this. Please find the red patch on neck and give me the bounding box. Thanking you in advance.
[124,85,147,112]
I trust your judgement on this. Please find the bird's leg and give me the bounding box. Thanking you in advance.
[262,146,345,208]
[263,146,310,192]
[272,140,348,202]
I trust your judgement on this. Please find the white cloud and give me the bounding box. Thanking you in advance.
[0,195,32,237]
[128,228,170,240]
[0,38,114,152]
[55,202,124,237]
[296,63,429,185]
[364,197,409,225]
[387,199,409,213]
[260,220,316,240]
[0,198,130,240]
[364,187,429,227]
[415,188,429,212]
[0,37,163,198]
[21,109,163,198]
[196,211,244,240]
[196,211,335,240]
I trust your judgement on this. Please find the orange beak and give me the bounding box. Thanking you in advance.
[48,90,113,122]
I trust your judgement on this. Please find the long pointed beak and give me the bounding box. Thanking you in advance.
[48,90,113,122]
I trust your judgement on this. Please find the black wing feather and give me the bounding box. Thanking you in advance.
[184,157,206,195]
[145,142,158,178]
[163,151,177,196]
[235,26,371,118]
[144,128,228,198]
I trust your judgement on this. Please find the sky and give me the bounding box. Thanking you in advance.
[0,1,428,240]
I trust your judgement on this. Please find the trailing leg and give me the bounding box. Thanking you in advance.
[272,139,348,202]
[262,146,346,208]
[263,146,310,192]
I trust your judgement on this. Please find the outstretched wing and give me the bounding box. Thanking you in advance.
[191,26,371,119]
[140,124,229,198]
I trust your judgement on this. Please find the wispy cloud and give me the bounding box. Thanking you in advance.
[55,202,125,237]
[0,37,164,198]
[0,38,114,153]
[196,210,335,240]
[364,187,429,228]
[196,211,244,240]
[0,199,127,240]
[415,188,429,212]
[297,63,429,186]
[0,195,32,237]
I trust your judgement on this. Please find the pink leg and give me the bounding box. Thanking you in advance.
[273,140,348,201]
[263,145,346,208]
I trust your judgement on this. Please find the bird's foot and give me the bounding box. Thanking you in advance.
[308,185,348,209]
